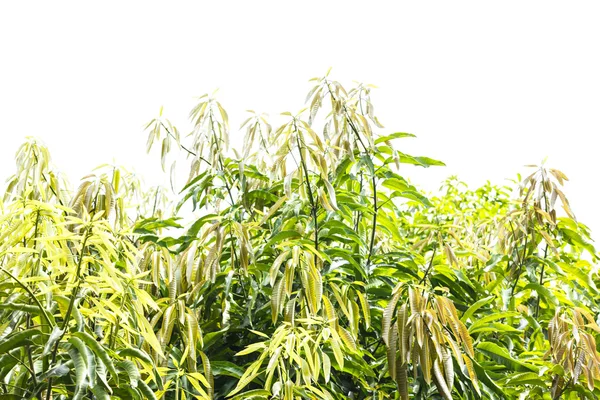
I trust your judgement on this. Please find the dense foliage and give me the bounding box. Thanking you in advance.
[1,73,598,399]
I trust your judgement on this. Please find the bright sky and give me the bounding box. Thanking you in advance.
[1,1,599,239]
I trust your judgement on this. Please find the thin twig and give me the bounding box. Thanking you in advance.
[294,122,319,265]
[419,246,438,287]
[366,174,378,268]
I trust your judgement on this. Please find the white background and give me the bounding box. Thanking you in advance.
[1,1,598,238]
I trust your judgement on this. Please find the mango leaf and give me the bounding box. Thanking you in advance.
[476,342,538,372]
[522,283,559,306]
[375,132,416,144]
[0,329,41,354]
[72,332,119,385]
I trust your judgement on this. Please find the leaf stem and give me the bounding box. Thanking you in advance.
[208,112,235,207]
[46,226,92,400]
[160,122,198,158]
[366,174,378,269]
[419,246,438,286]
[294,122,319,265]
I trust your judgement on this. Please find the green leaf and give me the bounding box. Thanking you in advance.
[382,177,410,193]
[472,358,507,397]
[397,190,432,207]
[42,326,64,356]
[186,213,220,238]
[0,329,41,354]
[522,283,559,306]
[91,385,112,400]
[461,295,494,323]
[118,347,154,365]
[230,389,270,400]
[0,302,43,314]
[468,311,520,333]
[138,380,158,400]
[72,331,119,385]
[265,230,302,248]
[507,372,546,387]
[396,152,445,167]
[375,132,416,144]
[38,363,70,380]
[469,323,521,334]
[133,217,183,234]
[69,347,88,396]
[117,360,140,388]
[476,342,538,372]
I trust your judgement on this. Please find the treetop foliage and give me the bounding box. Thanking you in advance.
[1,72,598,399]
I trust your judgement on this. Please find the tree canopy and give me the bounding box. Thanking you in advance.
[1,73,598,399]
